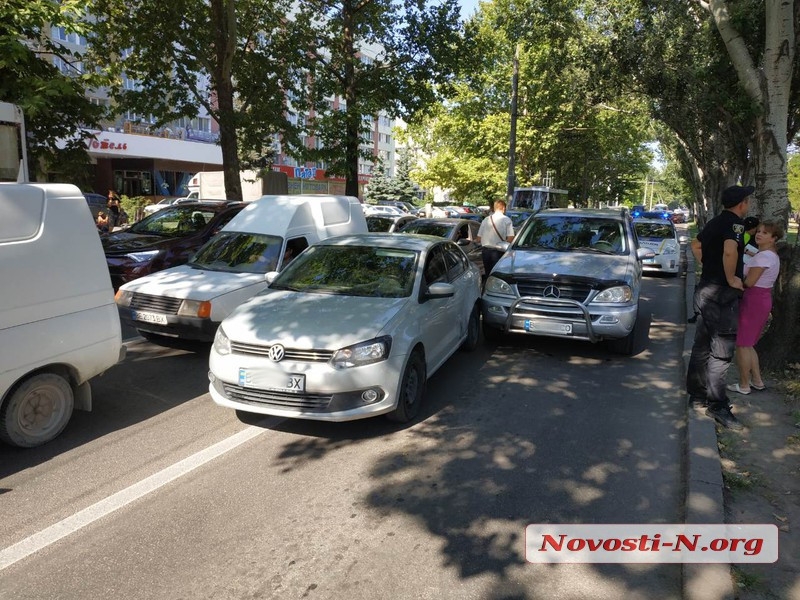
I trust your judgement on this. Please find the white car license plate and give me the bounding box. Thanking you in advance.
[238,368,305,393]
[524,320,572,335]
[131,310,167,325]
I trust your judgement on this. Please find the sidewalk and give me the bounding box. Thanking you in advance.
[681,252,800,600]
[682,255,736,600]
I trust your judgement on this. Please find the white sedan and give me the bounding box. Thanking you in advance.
[633,218,688,275]
[209,234,482,423]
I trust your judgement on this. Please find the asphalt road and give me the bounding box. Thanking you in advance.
[0,272,688,600]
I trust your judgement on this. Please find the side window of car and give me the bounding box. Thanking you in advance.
[423,247,448,286]
[469,222,480,241]
[211,208,241,234]
[282,236,309,268]
[442,244,466,281]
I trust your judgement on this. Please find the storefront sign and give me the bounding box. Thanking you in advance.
[294,167,317,179]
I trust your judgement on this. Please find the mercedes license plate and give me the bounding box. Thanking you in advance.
[524,320,573,335]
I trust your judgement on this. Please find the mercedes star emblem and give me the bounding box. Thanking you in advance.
[543,285,561,298]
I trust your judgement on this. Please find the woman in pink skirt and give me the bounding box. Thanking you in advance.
[728,221,783,395]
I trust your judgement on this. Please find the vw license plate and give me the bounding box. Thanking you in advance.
[524,320,573,335]
[131,310,167,325]
[239,368,305,393]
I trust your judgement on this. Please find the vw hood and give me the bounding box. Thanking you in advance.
[221,290,408,349]
[119,264,265,301]
[495,249,632,283]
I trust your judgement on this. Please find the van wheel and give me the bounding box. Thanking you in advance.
[387,350,426,423]
[0,374,74,448]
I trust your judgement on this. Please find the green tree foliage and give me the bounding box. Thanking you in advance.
[408,0,652,206]
[363,149,420,205]
[88,0,308,200]
[294,0,466,197]
[0,0,106,185]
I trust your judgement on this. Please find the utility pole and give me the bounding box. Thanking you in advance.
[506,44,520,202]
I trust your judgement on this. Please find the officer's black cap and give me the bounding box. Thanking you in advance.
[721,185,755,208]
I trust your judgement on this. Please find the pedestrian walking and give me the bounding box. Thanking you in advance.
[476,199,515,277]
[727,220,783,395]
[686,184,753,430]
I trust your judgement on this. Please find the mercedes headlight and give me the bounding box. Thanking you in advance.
[591,285,633,304]
[213,326,231,355]
[484,276,515,296]
[330,336,391,369]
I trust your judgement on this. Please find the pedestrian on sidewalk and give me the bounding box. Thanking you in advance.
[686,184,752,430]
[728,220,783,395]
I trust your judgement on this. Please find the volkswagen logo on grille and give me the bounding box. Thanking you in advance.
[267,344,285,362]
[543,285,561,298]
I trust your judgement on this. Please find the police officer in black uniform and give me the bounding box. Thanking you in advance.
[686,184,753,430]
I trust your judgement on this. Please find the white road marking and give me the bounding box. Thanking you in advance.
[0,421,279,571]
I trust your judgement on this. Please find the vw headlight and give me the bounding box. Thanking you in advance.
[484,276,515,296]
[592,285,632,304]
[213,326,231,355]
[115,289,133,307]
[331,336,391,369]
[125,250,160,263]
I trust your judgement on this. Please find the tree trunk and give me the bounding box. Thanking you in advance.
[343,1,359,199]
[211,0,242,201]
[758,244,800,369]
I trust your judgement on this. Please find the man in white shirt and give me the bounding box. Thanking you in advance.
[476,199,515,276]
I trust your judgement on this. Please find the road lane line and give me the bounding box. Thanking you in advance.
[0,421,278,571]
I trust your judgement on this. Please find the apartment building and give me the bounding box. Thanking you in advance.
[47,26,395,200]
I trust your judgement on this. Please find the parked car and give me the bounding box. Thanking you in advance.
[397,218,484,275]
[376,200,416,213]
[144,197,183,215]
[366,214,417,233]
[669,211,686,224]
[481,208,654,355]
[208,234,482,423]
[114,195,367,343]
[363,204,405,217]
[102,201,245,289]
[633,218,688,276]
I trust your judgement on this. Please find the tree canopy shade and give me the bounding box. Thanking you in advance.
[293,0,467,197]
[407,0,653,206]
[0,0,106,185]
[88,0,309,201]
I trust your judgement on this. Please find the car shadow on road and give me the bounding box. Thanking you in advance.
[0,340,212,477]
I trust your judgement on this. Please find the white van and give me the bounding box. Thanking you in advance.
[0,184,124,447]
[114,194,367,343]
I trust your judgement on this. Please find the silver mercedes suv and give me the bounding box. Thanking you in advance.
[480,208,653,355]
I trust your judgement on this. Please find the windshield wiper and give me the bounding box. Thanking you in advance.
[573,246,614,255]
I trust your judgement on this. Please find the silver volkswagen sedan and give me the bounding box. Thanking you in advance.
[209,234,482,423]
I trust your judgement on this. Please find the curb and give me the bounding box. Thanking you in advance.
[681,252,735,600]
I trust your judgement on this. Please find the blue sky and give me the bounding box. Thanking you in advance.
[459,0,481,19]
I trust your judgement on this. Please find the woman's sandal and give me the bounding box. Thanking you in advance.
[751,383,766,391]
[727,383,751,395]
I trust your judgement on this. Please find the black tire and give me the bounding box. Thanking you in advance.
[609,319,638,356]
[0,373,74,448]
[460,304,480,351]
[387,350,426,423]
[482,318,503,343]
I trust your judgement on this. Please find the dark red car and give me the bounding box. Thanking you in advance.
[102,201,245,289]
